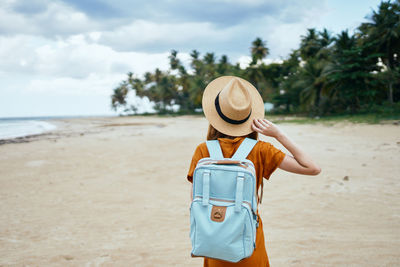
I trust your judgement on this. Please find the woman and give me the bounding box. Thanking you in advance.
[187,76,321,267]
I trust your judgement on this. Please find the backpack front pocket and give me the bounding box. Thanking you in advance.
[190,199,254,262]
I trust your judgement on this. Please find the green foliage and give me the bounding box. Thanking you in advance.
[111,1,400,118]
[359,0,400,103]
[323,34,382,114]
[250,37,269,66]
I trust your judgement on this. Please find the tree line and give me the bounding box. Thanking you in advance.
[111,0,400,116]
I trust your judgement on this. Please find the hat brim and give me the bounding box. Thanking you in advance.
[202,76,265,137]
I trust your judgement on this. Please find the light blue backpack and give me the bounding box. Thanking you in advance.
[190,138,259,262]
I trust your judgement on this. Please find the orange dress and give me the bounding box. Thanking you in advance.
[187,137,285,267]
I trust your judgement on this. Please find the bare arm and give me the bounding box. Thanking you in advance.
[252,119,321,175]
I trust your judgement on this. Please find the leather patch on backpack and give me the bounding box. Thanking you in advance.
[211,206,227,222]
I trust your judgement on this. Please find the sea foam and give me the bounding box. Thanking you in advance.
[0,119,57,140]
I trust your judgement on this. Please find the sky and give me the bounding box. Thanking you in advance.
[0,0,383,118]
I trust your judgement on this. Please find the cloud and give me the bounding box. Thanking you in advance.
[10,0,50,15]
[25,73,124,96]
[97,20,243,53]
[1,0,324,40]
[0,0,98,37]
[0,0,328,63]
[0,34,171,79]
[96,14,323,58]
[60,0,323,27]
[58,0,122,18]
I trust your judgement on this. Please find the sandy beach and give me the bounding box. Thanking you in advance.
[0,116,399,266]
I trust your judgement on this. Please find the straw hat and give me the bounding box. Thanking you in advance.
[202,76,265,136]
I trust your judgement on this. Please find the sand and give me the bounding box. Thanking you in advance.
[0,116,399,266]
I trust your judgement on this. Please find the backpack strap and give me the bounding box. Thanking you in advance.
[232,138,264,204]
[231,138,257,160]
[206,140,224,159]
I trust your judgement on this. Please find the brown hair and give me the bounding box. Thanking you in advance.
[206,124,258,140]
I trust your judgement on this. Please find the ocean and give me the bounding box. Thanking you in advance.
[0,117,59,140]
[0,115,118,140]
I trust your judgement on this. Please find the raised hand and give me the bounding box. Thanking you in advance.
[251,119,283,139]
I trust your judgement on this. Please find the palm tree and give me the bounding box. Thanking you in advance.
[190,50,203,75]
[359,0,400,103]
[323,31,381,113]
[203,52,216,81]
[246,38,269,101]
[317,28,334,61]
[217,55,230,75]
[127,72,134,84]
[144,72,152,83]
[299,28,321,60]
[154,68,162,83]
[190,49,200,60]
[204,52,216,65]
[189,77,206,108]
[244,64,265,98]
[250,37,269,65]
[334,30,356,51]
[295,59,326,114]
[168,50,180,70]
[111,81,129,111]
[274,73,302,112]
[319,28,334,47]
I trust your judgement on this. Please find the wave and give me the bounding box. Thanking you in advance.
[0,120,57,140]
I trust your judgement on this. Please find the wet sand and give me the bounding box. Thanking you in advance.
[0,116,399,266]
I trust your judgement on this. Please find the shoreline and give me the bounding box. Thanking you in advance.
[1,114,399,146]
[0,115,117,145]
[0,115,181,146]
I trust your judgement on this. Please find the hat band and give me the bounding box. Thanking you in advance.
[214,92,252,125]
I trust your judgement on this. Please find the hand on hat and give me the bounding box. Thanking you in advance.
[252,119,283,139]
